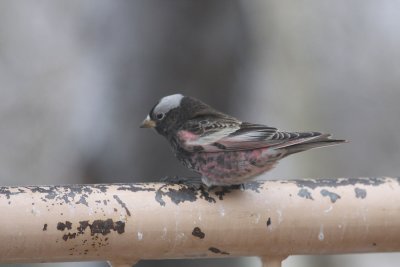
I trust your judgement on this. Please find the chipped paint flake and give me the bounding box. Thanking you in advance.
[137,232,143,241]
[320,189,341,203]
[354,187,367,199]
[318,225,325,241]
[192,227,205,239]
[113,195,131,216]
[298,188,314,200]
[324,205,333,213]
[208,247,230,255]
[295,177,389,189]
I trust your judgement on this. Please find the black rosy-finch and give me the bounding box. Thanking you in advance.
[141,94,345,186]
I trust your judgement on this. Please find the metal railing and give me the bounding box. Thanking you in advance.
[0,177,399,267]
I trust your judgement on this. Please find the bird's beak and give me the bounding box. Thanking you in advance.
[140,115,156,128]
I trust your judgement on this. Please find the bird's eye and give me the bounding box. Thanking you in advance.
[156,113,165,120]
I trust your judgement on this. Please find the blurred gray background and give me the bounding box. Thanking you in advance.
[0,0,399,267]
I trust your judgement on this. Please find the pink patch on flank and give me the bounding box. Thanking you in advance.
[178,130,199,141]
[249,149,262,158]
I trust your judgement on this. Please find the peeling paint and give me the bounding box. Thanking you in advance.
[76,195,89,206]
[0,188,25,199]
[165,187,197,205]
[0,184,156,208]
[154,181,261,206]
[354,188,367,199]
[155,184,216,206]
[198,188,216,203]
[214,186,239,200]
[295,177,390,189]
[63,233,77,241]
[243,181,263,193]
[77,221,89,234]
[208,247,230,255]
[192,227,205,239]
[155,185,196,206]
[27,185,102,206]
[113,195,131,216]
[90,219,125,235]
[320,189,341,203]
[59,219,125,242]
[297,188,314,200]
[116,184,155,192]
[39,186,90,203]
[57,221,72,231]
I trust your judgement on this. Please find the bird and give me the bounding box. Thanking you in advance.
[140,94,345,187]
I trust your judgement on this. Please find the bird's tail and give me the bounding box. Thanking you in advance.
[279,133,346,156]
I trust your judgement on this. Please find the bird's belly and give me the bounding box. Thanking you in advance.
[189,148,282,186]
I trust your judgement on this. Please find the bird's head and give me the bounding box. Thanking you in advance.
[140,94,225,138]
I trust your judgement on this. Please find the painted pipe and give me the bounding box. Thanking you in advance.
[0,177,399,266]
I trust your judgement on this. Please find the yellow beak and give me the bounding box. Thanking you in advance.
[140,115,156,128]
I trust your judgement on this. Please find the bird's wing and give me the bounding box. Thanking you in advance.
[177,119,322,152]
[175,117,242,152]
